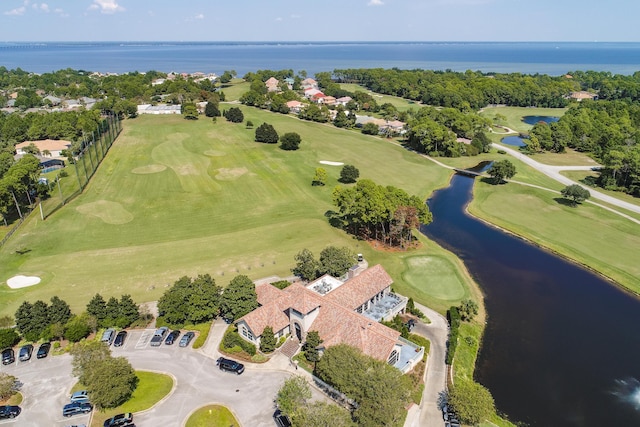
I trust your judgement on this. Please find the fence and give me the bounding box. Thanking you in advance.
[40,114,122,220]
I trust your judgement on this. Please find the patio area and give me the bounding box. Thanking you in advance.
[363,292,407,322]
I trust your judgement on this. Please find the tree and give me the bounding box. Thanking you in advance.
[204,101,220,117]
[117,294,140,327]
[292,248,319,281]
[182,104,199,120]
[333,109,350,128]
[158,274,222,326]
[220,275,259,321]
[276,376,312,417]
[224,107,244,123]
[280,132,302,151]
[488,159,516,184]
[339,165,360,184]
[255,123,279,143]
[105,296,120,327]
[48,296,71,326]
[561,184,591,206]
[459,299,479,322]
[319,246,356,277]
[71,340,111,386]
[15,300,49,341]
[0,373,18,400]
[447,379,496,425]
[219,70,234,84]
[312,167,327,186]
[260,326,276,353]
[361,122,380,135]
[0,328,19,349]
[86,356,138,409]
[86,294,108,327]
[64,314,92,342]
[303,330,322,363]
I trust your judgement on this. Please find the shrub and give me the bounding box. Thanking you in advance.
[280,132,302,150]
[339,164,360,183]
[255,123,279,143]
[221,326,256,356]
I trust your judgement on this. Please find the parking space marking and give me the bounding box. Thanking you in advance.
[136,330,154,349]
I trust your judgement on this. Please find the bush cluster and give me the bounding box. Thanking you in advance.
[446,306,461,365]
[221,327,256,356]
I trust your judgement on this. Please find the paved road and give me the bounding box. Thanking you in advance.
[404,303,449,427]
[494,143,640,217]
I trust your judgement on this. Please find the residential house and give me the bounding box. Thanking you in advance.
[335,96,352,107]
[236,265,423,372]
[283,77,294,90]
[15,139,71,158]
[304,88,323,99]
[265,77,280,92]
[301,78,318,90]
[569,91,598,101]
[286,100,304,114]
[43,95,62,106]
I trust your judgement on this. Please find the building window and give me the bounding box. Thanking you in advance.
[388,349,399,365]
[242,327,253,341]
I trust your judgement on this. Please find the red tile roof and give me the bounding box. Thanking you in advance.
[325,264,393,310]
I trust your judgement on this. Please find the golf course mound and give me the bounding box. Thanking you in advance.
[204,150,227,157]
[215,167,249,181]
[132,164,167,174]
[76,200,134,225]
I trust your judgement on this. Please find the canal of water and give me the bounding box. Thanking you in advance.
[420,172,640,427]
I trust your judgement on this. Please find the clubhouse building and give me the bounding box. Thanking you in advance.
[236,264,424,373]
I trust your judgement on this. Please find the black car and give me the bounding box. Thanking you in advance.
[37,342,51,359]
[103,412,133,427]
[0,405,20,419]
[273,409,291,427]
[113,330,127,347]
[62,401,93,417]
[1,348,14,365]
[18,344,33,361]
[164,330,180,345]
[216,357,245,375]
[179,331,195,347]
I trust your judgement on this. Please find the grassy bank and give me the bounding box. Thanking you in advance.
[479,106,568,134]
[185,405,240,427]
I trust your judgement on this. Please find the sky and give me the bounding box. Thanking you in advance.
[0,0,638,42]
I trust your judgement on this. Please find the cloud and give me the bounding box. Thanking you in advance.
[89,0,125,14]
[368,0,384,5]
[291,14,301,19]
[4,6,26,15]
[54,7,68,17]
[32,3,49,12]
[195,13,204,20]
[184,13,204,22]
[275,17,283,21]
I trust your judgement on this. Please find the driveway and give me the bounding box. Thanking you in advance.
[404,303,449,427]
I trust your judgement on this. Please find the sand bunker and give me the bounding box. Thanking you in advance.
[7,275,41,289]
[319,161,344,166]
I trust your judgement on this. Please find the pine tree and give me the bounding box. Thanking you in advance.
[260,326,276,353]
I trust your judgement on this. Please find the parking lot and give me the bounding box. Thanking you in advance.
[0,322,306,426]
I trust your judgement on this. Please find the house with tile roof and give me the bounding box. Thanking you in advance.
[15,139,71,158]
[236,265,423,372]
[265,77,280,92]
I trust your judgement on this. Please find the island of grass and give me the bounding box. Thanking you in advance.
[72,371,173,427]
[185,404,240,427]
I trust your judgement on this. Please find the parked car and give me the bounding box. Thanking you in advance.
[62,402,93,417]
[18,344,33,361]
[216,357,245,375]
[179,331,195,347]
[70,390,90,404]
[1,348,14,365]
[37,342,51,358]
[149,327,168,347]
[273,409,291,427]
[113,331,127,347]
[405,319,416,332]
[164,330,180,345]
[0,405,20,419]
[103,412,133,427]
[101,328,116,345]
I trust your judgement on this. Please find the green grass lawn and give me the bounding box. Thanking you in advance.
[84,371,173,427]
[185,405,240,427]
[0,109,455,316]
[218,79,250,102]
[339,83,420,112]
[479,106,568,134]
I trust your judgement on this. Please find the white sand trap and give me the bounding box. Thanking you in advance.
[319,160,344,166]
[7,275,41,289]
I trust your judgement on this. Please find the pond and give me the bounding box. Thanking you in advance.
[420,171,640,427]
[500,136,527,147]
[522,115,560,125]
